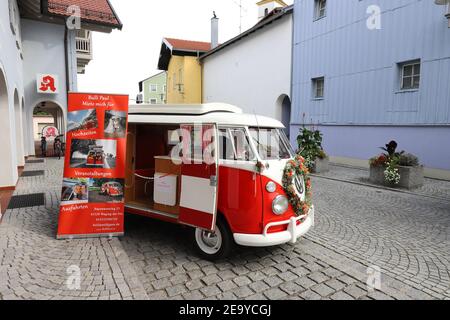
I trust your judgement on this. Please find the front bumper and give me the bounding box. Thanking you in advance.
[233,206,315,247]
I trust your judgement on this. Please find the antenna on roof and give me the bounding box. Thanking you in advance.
[232,0,248,34]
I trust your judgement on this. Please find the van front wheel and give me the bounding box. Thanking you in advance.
[192,218,233,261]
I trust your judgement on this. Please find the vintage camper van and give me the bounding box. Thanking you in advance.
[125,103,314,260]
[101,181,124,197]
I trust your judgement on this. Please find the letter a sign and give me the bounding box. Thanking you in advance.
[37,74,59,94]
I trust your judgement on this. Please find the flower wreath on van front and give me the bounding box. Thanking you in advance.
[282,155,312,217]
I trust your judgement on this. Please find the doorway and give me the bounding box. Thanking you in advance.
[276,94,292,139]
[33,101,65,157]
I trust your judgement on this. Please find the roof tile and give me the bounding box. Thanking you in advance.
[165,38,211,52]
[47,0,121,28]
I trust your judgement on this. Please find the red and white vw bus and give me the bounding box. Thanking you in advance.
[101,182,124,197]
[125,103,314,260]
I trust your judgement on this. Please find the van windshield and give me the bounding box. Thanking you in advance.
[249,128,294,160]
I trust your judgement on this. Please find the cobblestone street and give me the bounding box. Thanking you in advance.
[0,159,449,300]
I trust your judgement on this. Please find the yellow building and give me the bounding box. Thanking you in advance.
[158,38,211,104]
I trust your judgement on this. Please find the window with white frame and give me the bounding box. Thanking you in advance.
[312,77,325,99]
[400,61,421,90]
[314,0,327,20]
[150,98,158,104]
[150,84,158,92]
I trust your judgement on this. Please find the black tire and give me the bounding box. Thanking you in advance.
[191,216,234,261]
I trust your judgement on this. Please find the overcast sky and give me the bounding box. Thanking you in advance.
[78,0,293,100]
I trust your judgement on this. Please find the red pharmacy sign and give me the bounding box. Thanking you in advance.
[57,93,129,239]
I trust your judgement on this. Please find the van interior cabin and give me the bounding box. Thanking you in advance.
[125,123,183,218]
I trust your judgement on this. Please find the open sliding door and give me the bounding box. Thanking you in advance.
[178,124,219,231]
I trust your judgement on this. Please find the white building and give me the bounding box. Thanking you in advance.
[0,0,122,189]
[201,1,293,135]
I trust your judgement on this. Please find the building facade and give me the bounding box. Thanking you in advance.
[138,71,167,104]
[292,0,450,178]
[0,0,121,189]
[158,38,211,104]
[201,3,293,133]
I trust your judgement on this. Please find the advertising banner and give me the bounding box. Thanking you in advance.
[57,93,129,239]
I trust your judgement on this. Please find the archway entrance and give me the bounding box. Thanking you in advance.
[0,68,17,188]
[33,101,65,157]
[276,94,292,139]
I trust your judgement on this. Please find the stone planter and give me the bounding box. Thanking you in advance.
[369,165,424,189]
[312,157,330,173]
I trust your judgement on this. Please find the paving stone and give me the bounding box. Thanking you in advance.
[233,276,252,287]
[166,284,187,297]
[344,284,367,299]
[278,271,298,282]
[217,280,237,292]
[338,275,358,285]
[263,276,283,287]
[264,288,287,300]
[200,285,221,297]
[182,290,204,300]
[295,276,316,289]
[330,291,354,300]
[367,290,395,300]
[217,270,236,281]
[202,274,222,286]
[299,290,322,300]
[325,279,346,291]
[308,272,329,284]
[247,271,266,282]
[234,286,254,298]
[151,278,172,290]
[246,293,267,300]
[249,281,270,293]
[187,270,205,280]
[311,283,335,297]
[279,281,304,295]
[217,291,238,300]
[147,290,167,300]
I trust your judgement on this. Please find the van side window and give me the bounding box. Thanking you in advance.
[219,128,254,161]
[219,129,235,160]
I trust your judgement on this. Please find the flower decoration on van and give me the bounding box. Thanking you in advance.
[282,155,312,217]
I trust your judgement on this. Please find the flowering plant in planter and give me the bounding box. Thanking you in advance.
[297,127,328,170]
[369,140,422,187]
[384,159,401,185]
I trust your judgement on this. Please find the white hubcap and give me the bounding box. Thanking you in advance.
[195,228,222,255]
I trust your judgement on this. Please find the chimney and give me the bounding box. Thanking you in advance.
[211,12,219,49]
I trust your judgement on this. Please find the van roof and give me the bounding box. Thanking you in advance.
[129,103,243,115]
[128,103,284,128]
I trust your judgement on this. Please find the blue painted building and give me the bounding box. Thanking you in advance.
[291,0,450,177]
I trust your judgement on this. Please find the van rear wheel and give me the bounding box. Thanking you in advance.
[192,217,233,261]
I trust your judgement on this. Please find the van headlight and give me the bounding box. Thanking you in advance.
[272,195,289,215]
[266,181,276,193]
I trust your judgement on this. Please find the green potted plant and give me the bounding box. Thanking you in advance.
[369,141,424,189]
[297,127,329,173]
